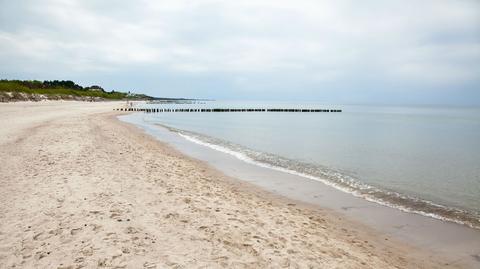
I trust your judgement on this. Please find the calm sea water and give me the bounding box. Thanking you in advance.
[137,101,480,229]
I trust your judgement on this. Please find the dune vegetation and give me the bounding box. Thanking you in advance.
[0,79,153,101]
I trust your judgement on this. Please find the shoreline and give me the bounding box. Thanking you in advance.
[157,123,480,230]
[0,101,471,268]
[121,110,480,268]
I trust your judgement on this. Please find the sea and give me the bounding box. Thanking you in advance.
[128,101,480,229]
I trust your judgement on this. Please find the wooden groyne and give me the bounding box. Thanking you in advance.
[115,108,342,113]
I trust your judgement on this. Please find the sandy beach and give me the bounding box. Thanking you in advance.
[0,101,461,268]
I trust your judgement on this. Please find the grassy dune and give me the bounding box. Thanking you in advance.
[0,80,152,101]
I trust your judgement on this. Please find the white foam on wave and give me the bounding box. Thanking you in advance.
[178,132,478,229]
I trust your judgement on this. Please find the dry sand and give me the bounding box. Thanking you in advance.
[0,101,459,268]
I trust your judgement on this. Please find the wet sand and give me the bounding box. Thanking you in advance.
[0,101,465,268]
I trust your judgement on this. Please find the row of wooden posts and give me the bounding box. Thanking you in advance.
[115,108,342,113]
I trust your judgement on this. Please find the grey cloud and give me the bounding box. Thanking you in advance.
[0,0,479,104]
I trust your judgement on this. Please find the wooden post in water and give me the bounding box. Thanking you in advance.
[132,107,343,113]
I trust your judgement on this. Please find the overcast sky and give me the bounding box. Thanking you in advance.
[1,0,479,104]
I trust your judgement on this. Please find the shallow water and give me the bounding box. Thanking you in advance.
[136,101,480,228]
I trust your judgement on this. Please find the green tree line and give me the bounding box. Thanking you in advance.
[0,79,152,100]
